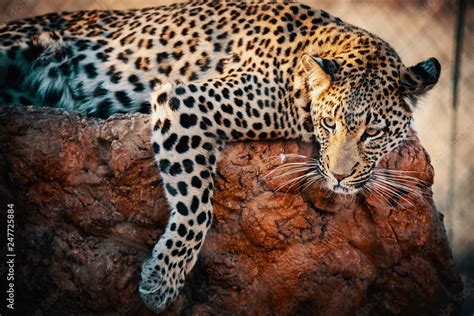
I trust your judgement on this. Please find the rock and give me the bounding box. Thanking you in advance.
[0,106,463,315]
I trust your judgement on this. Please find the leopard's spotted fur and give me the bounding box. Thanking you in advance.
[0,1,440,312]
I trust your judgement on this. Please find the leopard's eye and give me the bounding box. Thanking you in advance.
[321,117,336,131]
[362,128,384,140]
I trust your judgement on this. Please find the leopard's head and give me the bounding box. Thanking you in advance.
[300,49,440,194]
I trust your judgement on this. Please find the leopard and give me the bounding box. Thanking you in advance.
[0,0,441,313]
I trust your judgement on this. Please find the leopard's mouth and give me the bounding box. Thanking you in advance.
[322,172,369,194]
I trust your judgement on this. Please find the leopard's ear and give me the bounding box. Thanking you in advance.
[301,54,339,80]
[400,57,441,96]
[301,54,338,98]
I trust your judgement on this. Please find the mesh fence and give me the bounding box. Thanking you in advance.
[1,0,472,313]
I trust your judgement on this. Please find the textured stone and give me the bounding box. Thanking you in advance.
[0,106,462,315]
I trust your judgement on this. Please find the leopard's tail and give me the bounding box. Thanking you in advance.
[0,20,82,109]
[0,21,35,105]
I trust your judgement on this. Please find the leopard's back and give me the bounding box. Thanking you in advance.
[0,1,320,117]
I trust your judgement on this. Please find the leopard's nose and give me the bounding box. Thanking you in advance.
[332,172,350,182]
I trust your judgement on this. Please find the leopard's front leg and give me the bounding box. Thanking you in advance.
[139,71,297,311]
[139,83,218,311]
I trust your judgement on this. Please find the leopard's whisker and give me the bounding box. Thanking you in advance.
[372,174,430,192]
[277,170,318,188]
[373,175,424,188]
[271,170,315,186]
[271,173,314,196]
[365,184,391,206]
[373,177,414,193]
[370,181,414,207]
[373,168,424,175]
[369,182,399,207]
[372,173,430,186]
[265,167,313,180]
[264,161,320,180]
[260,153,310,162]
[264,163,310,176]
[300,174,324,193]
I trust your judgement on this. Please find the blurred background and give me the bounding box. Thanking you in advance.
[1,0,472,314]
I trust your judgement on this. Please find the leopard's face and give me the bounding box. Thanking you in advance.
[314,90,410,194]
[301,53,440,194]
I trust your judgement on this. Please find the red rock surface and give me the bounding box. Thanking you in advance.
[0,106,463,315]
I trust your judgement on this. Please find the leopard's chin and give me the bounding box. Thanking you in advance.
[331,184,361,195]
